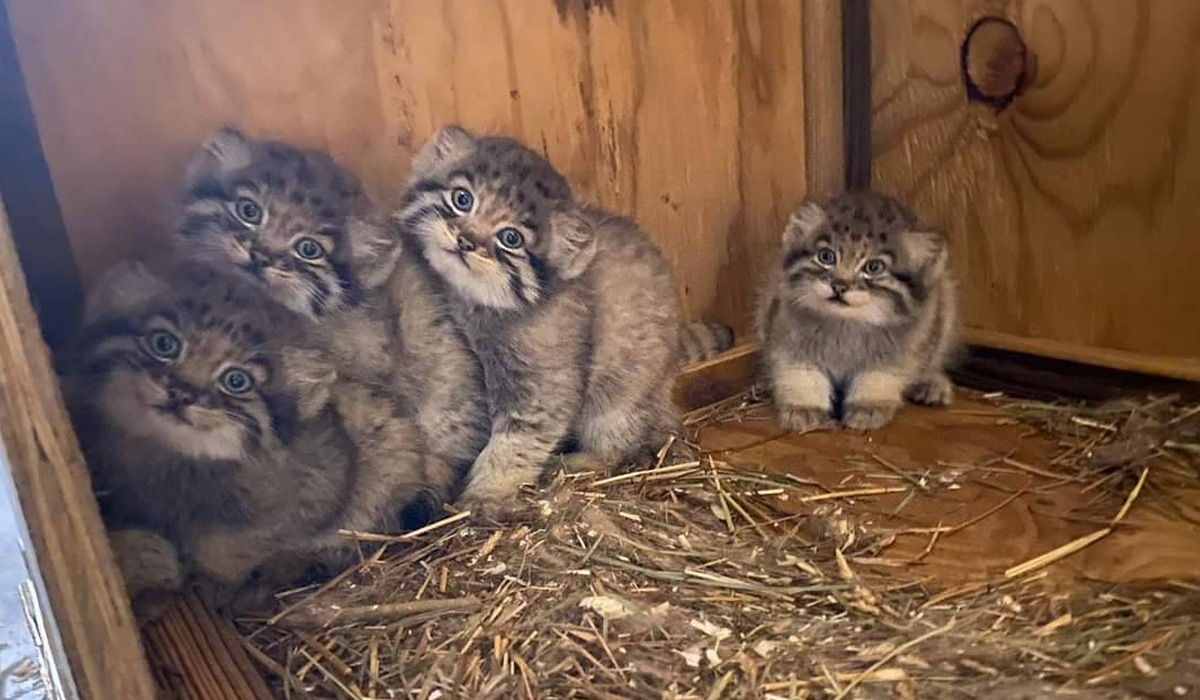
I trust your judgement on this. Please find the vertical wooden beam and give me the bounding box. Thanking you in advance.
[0,1,80,348]
[841,0,872,191]
[802,0,846,198]
[0,195,156,700]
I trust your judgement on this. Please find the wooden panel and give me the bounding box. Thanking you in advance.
[675,342,760,412]
[870,0,1200,379]
[3,0,839,335]
[0,196,157,700]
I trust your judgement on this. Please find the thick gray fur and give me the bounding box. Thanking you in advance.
[107,527,185,624]
[176,127,489,473]
[397,126,683,514]
[755,191,960,432]
[63,261,454,609]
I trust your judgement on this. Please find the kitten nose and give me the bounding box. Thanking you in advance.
[167,385,195,406]
[250,250,270,268]
[830,281,849,296]
[456,235,477,253]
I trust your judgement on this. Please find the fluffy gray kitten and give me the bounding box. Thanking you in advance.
[176,127,489,471]
[397,126,719,514]
[755,191,959,432]
[64,261,453,609]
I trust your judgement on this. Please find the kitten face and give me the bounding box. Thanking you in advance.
[779,193,946,326]
[80,263,294,462]
[178,128,372,319]
[399,126,593,310]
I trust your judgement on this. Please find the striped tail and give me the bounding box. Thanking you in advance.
[680,322,735,364]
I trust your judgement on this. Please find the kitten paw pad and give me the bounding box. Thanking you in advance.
[778,406,835,433]
[905,376,954,406]
[843,403,898,431]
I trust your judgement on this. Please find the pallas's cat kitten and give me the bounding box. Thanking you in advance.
[176,127,488,470]
[63,261,453,609]
[397,126,725,513]
[755,191,959,432]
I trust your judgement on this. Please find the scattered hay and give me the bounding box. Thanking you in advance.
[238,391,1200,699]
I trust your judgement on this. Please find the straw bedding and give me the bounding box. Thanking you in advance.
[237,389,1200,700]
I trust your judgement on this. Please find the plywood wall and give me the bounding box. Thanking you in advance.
[3,0,839,336]
[871,0,1200,380]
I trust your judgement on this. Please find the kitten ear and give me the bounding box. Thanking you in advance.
[346,215,403,289]
[410,125,477,176]
[904,231,948,279]
[782,201,828,248]
[83,260,171,326]
[547,209,598,281]
[185,126,253,186]
[279,347,336,421]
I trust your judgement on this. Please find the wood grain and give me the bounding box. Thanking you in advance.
[701,391,1200,585]
[966,326,1200,382]
[142,594,275,700]
[802,0,846,198]
[0,196,157,699]
[675,342,760,412]
[870,0,1200,380]
[3,0,839,336]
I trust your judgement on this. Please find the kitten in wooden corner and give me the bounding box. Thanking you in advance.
[755,191,960,432]
[62,260,454,614]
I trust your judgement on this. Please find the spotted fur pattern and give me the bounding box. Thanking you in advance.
[177,128,489,473]
[178,127,383,319]
[397,126,685,515]
[755,191,960,432]
[64,260,453,610]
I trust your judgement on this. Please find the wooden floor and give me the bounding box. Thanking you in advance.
[700,392,1200,587]
[143,385,1200,699]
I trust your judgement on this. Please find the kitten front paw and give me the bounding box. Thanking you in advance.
[905,374,954,406]
[131,591,180,626]
[191,576,239,612]
[842,403,899,431]
[557,452,608,474]
[777,406,835,433]
[226,579,281,615]
[456,483,530,521]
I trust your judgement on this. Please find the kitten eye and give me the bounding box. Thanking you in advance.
[449,187,475,214]
[863,258,888,276]
[293,237,326,261]
[496,227,525,250]
[234,197,264,226]
[816,248,837,266]
[218,367,255,396]
[144,330,182,361]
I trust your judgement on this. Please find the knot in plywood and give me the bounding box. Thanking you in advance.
[961,17,1031,110]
